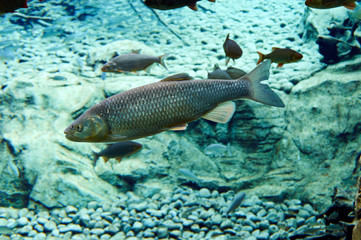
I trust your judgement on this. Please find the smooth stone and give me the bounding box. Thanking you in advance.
[296,216,306,226]
[94,221,104,229]
[100,234,111,240]
[266,212,278,223]
[110,232,126,240]
[18,208,28,218]
[190,224,200,233]
[18,225,33,235]
[199,211,210,220]
[34,233,46,240]
[263,202,275,209]
[298,209,311,219]
[65,206,78,215]
[132,221,143,233]
[142,218,155,228]
[0,218,7,227]
[289,205,300,212]
[241,226,254,232]
[72,234,87,240]
[199,188,211,198]
[247,212,261,222]
[269,224,279,234]
[68,224,82,233]
[303,204,315,213]
[17,217,29,227]
[88,202,99,210]
[245,236,257,240]
[211,190,219,198]
[34,224,44,232]
[163,220,181,230]
[37,217,48,226]
[211,214,222,225]
[305,216,316,224]
[183,231,193,239]
[252,229,260,237]
[157,227,168,238]
[286,218,297,229]
[28,230,37,237]
[258,230,269,240]
[104,224,119,235]
[51,229,60,237]
[169,230,182,238]
[220,219,233,230]
[90,228,105,236]
[259,220,270,230]
[58,225,69,233]
[270,232,280,240]
[7,219,17,229]
[143,229,155,237]
[257,209,267,218]
[243,219,257,229]
[61,217,73,224]
[173,200,183,209]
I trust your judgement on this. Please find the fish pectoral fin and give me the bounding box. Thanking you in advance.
[160,73,193,82]
[344,2,356,10]
[167,123,188,131]
[188,4,198,11]
[131,49,141,54]
[202,101,236,123]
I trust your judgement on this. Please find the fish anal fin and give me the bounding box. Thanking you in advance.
[131,49,141,54]
[225,57,231,66]
[102,156,110,163]
[344,2,356,10]
[188,4,198,11]
[277,63,284,68]
[115,157,122,162]
[202,101,236,123]
[160,73,193,82]
[168,123,188,131]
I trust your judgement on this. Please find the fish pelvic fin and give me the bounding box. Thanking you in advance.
[257,51,265,65]
[225,57,231,66]
[92,151,99,165]
[344,2,356,10]
[243,60,285,108]
[159,53,169,70]
[202,101,236,123]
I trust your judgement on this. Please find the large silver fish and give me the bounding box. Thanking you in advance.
[64,60,284,143]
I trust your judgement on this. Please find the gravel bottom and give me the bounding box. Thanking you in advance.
[0,187,324,240]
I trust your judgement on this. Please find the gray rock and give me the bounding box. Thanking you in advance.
[72,234,87,240]
[16,217,29,227]
[37,217,48,226]
[88,202,99,210]
[61,217,72,224]
[142,218,155,228]
[6,219,16,229]
[18,208,28,218]
[182,219,193,227]
[259,220,270,230]
[157,227,168,238]
[34,224,44,232]
[65,206,78,215]
[100,234,111,240]
[90,228,105,236]
[286,218,297,229]
[132,221,143,233]
[220,219,233,230]
[211,190,219,198]
[18,225,33,235]
[104,224,119,235]
[34,232,46,240]
[163,219,181,230]
[110,232,126,240]
[298,209,311,219]
[190,224,200,233]
[0,218,7,227]
[252,229,260,237]
[67,223,82,233]
[305,216,316,224]
[241,226,254,232]
[28,230,37,237]
[269,224,279,234]
[258,230,270,240]
[143,229,155,237]
[169,230,182,238]
[198,188,211,198]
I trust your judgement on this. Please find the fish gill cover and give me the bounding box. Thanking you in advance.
[0,0,361,239]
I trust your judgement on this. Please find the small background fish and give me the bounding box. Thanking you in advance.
[144,0,215,11]
[257,47,303,67]
[93,141,143,165]
[223,34,243,65]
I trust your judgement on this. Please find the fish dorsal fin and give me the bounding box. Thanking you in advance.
[213,64,220,70]
[271,47,280,52]
[344,2,356,10]
[160,73,193,82]
[188,3,198,11]
[202,101,236,123]
[130,49,141,54]
[225,33,230,41]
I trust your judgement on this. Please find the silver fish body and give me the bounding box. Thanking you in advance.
[64,60,284,143]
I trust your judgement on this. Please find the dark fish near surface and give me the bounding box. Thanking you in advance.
[225,66,247,79]
[223,34,243,65]
[305,0,357,9]
[207,64,232,80]
[64,60,284,143]
[144,0,215,11]
[0,0,27,14]
[101,50,168,73]
[226,192,246,215]
[93,141,143,164]
[257,47,303,68]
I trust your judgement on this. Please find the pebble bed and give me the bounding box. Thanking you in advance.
[0,187,323,240]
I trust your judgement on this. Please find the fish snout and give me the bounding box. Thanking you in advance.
[64,124,74,134]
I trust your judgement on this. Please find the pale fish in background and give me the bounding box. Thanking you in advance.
[226,191,246,215]
[64,60,284,143]
[7,160,19,177]
[178,168,204,186]
[93,141,143,165]
[204,143,229,157]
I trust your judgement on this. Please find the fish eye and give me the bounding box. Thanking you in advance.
[75,124,83,132]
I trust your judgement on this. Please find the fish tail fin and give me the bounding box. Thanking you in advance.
[159,53,169,70]
[23,1,28,8]
[92,151,99,165]
[257,51,265,65]
[242,60,285,108]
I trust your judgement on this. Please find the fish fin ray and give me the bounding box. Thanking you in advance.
[202,101,236,123]
[159,53,169,70]
[167,123,188,131]
[131,49,141,54]
[257,51,264,64]
[160,73,193,82]
[242,60,285,107]
[344,2,356,10]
